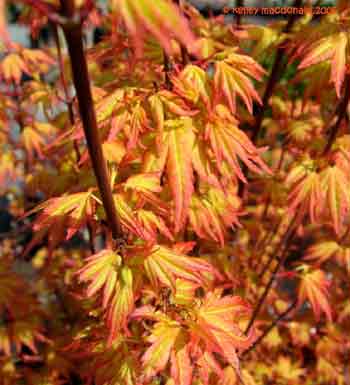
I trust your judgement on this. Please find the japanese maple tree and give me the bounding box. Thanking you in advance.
[0,0,349,384]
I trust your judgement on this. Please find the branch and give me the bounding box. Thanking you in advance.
[59,0,123,245]
[251,0,303,143]
[235,0,244,28]
[241,299,297,358]
[323,74,350,155]
[244,211,302,335]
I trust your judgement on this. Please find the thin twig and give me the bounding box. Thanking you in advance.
[241,299,297,358]
[52,23,82,163]
[163,52,172,89]
[244,211,302,335]
[323,74,350,155]
[251,0,303,143]
[235,0,244,28]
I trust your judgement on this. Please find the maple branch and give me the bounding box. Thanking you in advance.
[323,74,350,155]
[244,212,302,335]
[238,0,303,199]
[241,299,297,358]
[235,0,244,28]
[251,0,303,143]
[52,24,74,125]
[59,0,123,244]
[163,52,172,89]
[52,23,82,164]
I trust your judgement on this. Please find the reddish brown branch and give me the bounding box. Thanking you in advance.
[59,0,123,244]
[235,0,244,28]
[241,299,297,358]
[323,74,350,155]
[251,0,303,143]
[244,212,302,335]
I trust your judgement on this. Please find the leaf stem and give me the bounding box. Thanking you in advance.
[59,0,123,244]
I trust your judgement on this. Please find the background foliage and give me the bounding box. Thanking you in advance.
[0,1,350,384]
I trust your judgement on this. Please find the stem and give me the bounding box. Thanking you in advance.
[238,0,303,199]
[87,221,96,254]
[251,0,303,143]
[244,212,302,335]
[163,52,172,89]
[52,24,75,125]
[52,23,82,164]
[241,299,297,358]
[323,75,350,155]
[235,0,244,28]
[59,0,123,244]
[261,146,285,220]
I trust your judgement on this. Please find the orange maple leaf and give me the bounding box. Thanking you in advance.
[297,266,332,322]
[298,32,348,98]
[115,0,197,57]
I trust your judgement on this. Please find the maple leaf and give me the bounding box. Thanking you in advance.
[191,292,254,370]
[170,333,192,385]
[115,0,197,57]
[316,356,343,385]
[78,249,122,301]
[273,356,305,382]
[124,172,162,195]
[319,166,350,236]
[172,278,198,307]
[214,49,265,113]
[95,89,126,125]
[288,322,311,347]
[287,170,322,223]
[163,118,195,233]
[298,32,348,98]
[191,139,221,189]
[107,266,134,344]
[149,91,198,157]
[141,315,182,380]
[205,104,271,183]
[113,193,148,240]
[21,48,55,72]
[137,209,173,242]
[0,151,16,185]
[223,366,256,385]
[297,266,332,322]
[172,65,211,107]
[305,240,350,273]
[102,140,126,164]
[189,188,242,246]
[157,90,199,118]
[27,192,94,241]
[143,244,214,289]
[94,344,137,385]
[234,24,283,59]
[22,126,45,163]
[0,53,29,84]
[78,250,134,344]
